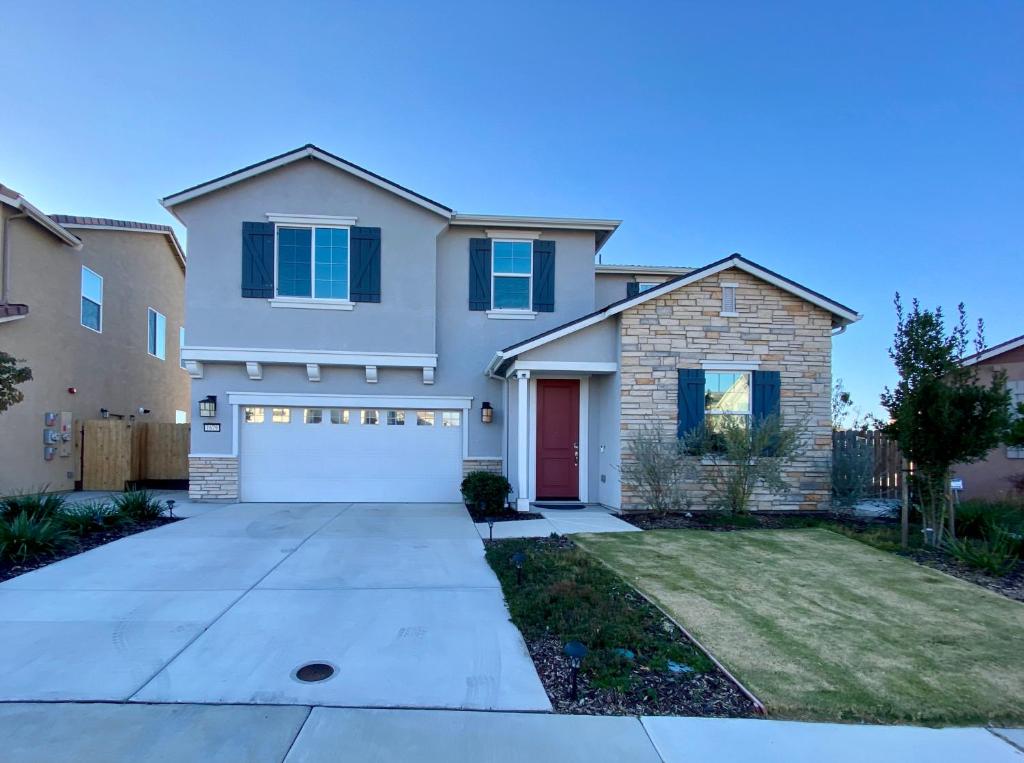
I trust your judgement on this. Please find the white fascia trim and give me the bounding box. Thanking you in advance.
[0,313,28,324]
[492,255,862,370]
[267,213,358,226]
[486,310,537,320]
[484,228,541,240]
[182,346,438,369]
[225,391,472,410]
[161,146,452,219]
[509,361,617,375]
[269,298,355,311]
[0,194,83,249]
[188,452,238,459]
[700,360,761,370]
[595,265,693,276]
[58,223,184,266]
[451,213,621,232]
[962,336,1024,366]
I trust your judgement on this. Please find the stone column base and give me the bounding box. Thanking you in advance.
[189,455,240,501]
[462,458,504,476]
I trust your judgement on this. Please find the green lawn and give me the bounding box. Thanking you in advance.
[575,528,1024,726]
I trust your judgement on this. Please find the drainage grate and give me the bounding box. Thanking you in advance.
[294,662,336,683]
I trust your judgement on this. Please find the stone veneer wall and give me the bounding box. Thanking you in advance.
[619,267,833,511]
[463,458,504,477]
[188,456,239,501]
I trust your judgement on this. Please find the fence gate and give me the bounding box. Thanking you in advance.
[832,429,903,500]
[82,420,190,491]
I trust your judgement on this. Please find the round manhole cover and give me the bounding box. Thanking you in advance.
[294,662,336,683]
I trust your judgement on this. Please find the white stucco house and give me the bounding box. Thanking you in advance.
[164,145,859,510]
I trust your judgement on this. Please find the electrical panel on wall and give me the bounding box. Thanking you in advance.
[43,446,56,461]
[44,412,58,427]
[59,411,73,457]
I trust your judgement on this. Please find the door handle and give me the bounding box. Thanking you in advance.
[573,442,579,467]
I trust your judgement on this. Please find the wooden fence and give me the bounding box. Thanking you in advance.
[832,429,903,500]
[82,420,190,491]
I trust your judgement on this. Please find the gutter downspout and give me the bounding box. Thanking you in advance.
[831,324,848,337]
[1,212,27,305]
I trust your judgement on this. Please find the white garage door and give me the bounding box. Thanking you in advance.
[240,406,464,502]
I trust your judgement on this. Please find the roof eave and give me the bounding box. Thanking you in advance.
[0,193,82,249]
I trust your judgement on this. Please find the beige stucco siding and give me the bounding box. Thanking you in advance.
[618,267,833,511]
[0,222,188,495]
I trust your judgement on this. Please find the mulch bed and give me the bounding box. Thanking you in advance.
[527,633,758,716]
[617,510,829,531]
[904,549,1024,603]
[0,517,180,584]
[464,505,543,523]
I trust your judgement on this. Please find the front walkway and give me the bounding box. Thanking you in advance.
[0,704,1019,762]
[0,502,549,710]
[475,505,640,539]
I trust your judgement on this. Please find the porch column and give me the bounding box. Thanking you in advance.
[515,369,531,511]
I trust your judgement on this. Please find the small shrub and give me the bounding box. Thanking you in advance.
[620,427,693,515]
[112,490,166,522]
[58,501,123,537]
[0,511,71,562]
[460,472,512,513]
[955,500,1024,541]
[945,529,1019,577]
[1,492,67,522]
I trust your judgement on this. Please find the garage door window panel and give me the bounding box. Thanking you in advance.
[330,409,350,424]
[272,408,291,424]
[361,409,380,425]
[304,408,323,424]
[387,410,405,426]
[416,411,435,427]
[442,411,461,428]
[244,407,265,424]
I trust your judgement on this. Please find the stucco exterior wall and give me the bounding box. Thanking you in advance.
[618,267,833,511]
[953,347,1024,500]
[0,222,188,495]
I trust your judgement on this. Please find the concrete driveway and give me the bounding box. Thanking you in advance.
[0,502,550,711]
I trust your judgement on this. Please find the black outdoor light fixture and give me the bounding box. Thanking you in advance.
[166,499,175,518]
[564,641,588,700]
[511,551,526,585]
[199,395,217,418]
[487,518,495,541]
[480,401,493,424]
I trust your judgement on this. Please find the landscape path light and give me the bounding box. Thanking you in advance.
[563,641,588,700]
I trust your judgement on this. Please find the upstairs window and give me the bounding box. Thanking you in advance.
[492,240,532,310]
[81,267,103,332]
[704,371,750,431]
[721,283,738,315]
[276,225,350,300]
[638,282,658,293]
[147,308,166,360]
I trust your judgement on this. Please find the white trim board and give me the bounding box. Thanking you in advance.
[0,193,83,249]
[962,335,1024,366]
[225,392,472,409]
[266,213,357,226]
[509,361,617,375]
[182,346,438,369]
[487,253,861,376]
[700,360,761,370]
[57,222,185,267]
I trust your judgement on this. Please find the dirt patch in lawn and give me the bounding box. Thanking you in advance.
[0,517,179,584]
[575,528,1024,726]
[484,536,757,717]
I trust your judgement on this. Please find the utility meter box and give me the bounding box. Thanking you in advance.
[44,412,58,427]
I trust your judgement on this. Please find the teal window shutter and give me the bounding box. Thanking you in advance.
[751,370,781,421]
[468,238,491,310]
[350,227,381,303]
[532,240,555,312]
[626,282,640,298]
[677,368,706,439]
[241,221,275,298]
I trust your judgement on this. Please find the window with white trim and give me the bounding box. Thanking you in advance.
[81,267,103,332]
[361,409,379,425]
[179,326,186,369]
[492,240,532,310]
[147,308,166,360]
[244,407,265,423]
[416,411,435,427]
[638,282,659,293]
[175,410,187,424]
[386,410,405,426]
[329,409,349,424]
[277,225,350,300]
[721,283,738,315]
[704,371,751,431]
[271,408,291,423]
[304,408,323,424]
[441,411,462,428]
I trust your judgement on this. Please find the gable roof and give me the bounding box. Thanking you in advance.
[486,253,861,376]
[961,333,1024,366]
[161,144,454,218]
[595,263,694,276]
[51,215,185,271]
[0,184,82,249]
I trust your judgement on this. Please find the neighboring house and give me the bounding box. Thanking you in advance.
[0,184,189,496]
[163,145,859,509]
[954,334,1024,500]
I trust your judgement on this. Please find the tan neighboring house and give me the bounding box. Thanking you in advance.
[0,183,189,496]
[954,334,1024,500]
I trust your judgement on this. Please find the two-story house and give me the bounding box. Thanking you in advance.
[164,145,860,510]
[0,185,189,495]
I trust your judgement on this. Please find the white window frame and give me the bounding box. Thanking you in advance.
[174,409,187,424]
[491,239,533,312]
[80,266,103,333]
[638,282,659,293]
[704,370,752,426]
[720,282,739,317]
[179,326,187,369]
[272,223,353,307]
[147,307,166,360]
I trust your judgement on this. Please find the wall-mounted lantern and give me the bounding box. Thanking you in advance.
[199,395,217,418]
[99,408,110,419]
[481,401,493,424]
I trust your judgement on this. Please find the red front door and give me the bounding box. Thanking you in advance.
[536,379,580,500]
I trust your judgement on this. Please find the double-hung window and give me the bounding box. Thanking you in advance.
[147,308,166,360]
[81,267,103,332]
[704,371,751,431]
[276,225,350,301]
[492,240,532,310]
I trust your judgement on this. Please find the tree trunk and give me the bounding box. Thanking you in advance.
[900,459,910,549]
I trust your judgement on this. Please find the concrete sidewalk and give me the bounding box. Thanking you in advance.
[0,704,1020,762]
[474,505,640,539]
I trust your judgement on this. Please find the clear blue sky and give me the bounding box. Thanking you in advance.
[2,1,1021,419]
